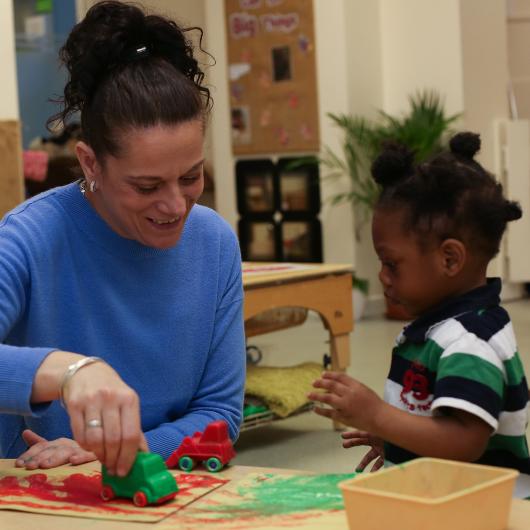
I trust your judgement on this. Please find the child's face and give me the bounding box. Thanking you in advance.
[372,208,450,317]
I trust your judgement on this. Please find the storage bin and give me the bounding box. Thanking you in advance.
[339,457,518,530]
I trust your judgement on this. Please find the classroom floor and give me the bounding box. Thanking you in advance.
[233,298,530,474]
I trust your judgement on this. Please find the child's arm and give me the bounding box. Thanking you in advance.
[309,371,492,462]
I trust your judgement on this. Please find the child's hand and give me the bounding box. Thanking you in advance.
[308,371,383,431]
[342,430,384,472]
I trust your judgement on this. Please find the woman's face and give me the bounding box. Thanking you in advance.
[78,121,204,249]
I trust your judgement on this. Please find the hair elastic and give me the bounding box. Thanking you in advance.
[134,45,150,59]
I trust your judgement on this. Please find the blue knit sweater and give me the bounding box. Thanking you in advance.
[0,183,245,459]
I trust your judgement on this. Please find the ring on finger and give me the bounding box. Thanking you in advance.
[86,418,103,429]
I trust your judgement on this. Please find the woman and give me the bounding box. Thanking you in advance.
[0,1,245,477]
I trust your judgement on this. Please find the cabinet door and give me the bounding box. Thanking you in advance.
[0,120,24,218]
[502,120,530,282]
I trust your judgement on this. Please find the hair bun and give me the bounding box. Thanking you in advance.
[504,200,523,222]
[371,142,414,187]
[60,2,147,107]
[60,1,198,104]
[450,132,481,159]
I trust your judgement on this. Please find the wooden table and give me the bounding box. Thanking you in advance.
[242,263,354,374]
[0,461,322,530]
[0,460,529,529]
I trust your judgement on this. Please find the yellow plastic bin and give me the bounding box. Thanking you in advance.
[339,458,518,530]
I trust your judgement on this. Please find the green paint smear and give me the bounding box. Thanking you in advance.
[203,473,357,519]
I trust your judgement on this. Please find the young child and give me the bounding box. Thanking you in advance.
[309,132,530,474]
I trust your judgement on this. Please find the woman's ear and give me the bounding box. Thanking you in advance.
[75,141,100,180]
[439,239,466,277]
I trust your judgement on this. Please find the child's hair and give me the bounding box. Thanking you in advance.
[47,0,212,159]
[371,132,522,260]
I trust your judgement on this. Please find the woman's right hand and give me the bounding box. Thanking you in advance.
[63,359,148,476]
[341,430,385,472]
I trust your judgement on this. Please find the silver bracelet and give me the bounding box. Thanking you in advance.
[59,356,104,409]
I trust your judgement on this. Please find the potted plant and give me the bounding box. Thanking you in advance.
[299,90,460,319]
[352,274,369,321]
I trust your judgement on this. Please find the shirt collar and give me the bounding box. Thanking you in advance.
[402,277,502,344]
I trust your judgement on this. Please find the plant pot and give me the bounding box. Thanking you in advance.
[385,297,412,321]
[352,289,367,321]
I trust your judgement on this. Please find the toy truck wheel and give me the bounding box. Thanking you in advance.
[205,457,223,472]
[101,485,115,501]
[178,456,195,472]
[133,490,148,507]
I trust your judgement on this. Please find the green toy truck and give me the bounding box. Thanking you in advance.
[101,451,178,507]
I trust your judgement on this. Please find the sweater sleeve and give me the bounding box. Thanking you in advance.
[144,238,246,459]
[0,216,55,415]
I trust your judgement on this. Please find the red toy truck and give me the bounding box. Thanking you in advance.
[166,420,235,472]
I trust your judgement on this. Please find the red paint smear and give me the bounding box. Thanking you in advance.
[176,473,227,496]
[0,473,102,505]
[0,473,165,516]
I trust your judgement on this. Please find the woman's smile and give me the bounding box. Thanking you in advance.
[147,216,181,229]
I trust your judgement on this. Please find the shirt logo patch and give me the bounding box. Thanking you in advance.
[400,361,433,412]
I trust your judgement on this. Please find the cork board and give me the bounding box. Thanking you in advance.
[0,120,24,218]
[225,0,319,155]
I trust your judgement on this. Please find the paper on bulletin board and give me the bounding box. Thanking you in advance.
[225,0,320,155]
[0,464,226,522]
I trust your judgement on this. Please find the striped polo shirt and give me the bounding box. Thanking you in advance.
[384,278,530,474]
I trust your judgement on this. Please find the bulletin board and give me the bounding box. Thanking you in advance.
[0,120,24,218]
[225,0,320,155]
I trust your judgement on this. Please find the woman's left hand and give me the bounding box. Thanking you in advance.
[15,429,97,470]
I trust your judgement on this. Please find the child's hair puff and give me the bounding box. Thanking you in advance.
[371,132,522,259]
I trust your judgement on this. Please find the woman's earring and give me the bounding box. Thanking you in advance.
[89,180,98,193]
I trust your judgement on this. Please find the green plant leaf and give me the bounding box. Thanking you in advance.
[352,275,369,294]
[288,89,461,239]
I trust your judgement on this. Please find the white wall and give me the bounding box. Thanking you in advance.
[460,0,510,171]
[78,0,204,24]
[379,0,464,117]
[0,1,19,120]
[313,0,355,264]
[203,0,238,227]
[345,0,383,119]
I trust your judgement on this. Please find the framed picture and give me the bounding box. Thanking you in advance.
[277,158,320,215]
[236,159,277,215]
[239,220,280,261]
[231,106,251,145]
[271,46,292,82]
[281,219,322,262]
